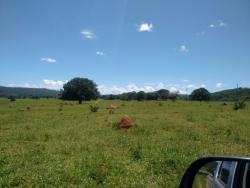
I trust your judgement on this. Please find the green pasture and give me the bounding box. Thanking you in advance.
[0,99,249,187]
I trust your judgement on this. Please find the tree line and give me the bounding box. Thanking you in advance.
[5,77,249,102]
[101,89,180,101]
[60,77,211,103]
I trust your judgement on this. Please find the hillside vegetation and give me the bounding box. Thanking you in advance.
[0,99,249,187]
[0,86,59,98]
[211,87,250,101]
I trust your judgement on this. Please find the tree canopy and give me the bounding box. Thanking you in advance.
[136,91,146,101]
[146,92,158,100]
[157,89,169,100]
[190,88,210,101]
[61,77,99,104]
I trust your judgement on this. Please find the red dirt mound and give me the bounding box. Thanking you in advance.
[119,115,135,128]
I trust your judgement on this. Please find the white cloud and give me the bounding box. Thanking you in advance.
[81,30,95,39]
[40,58,57,63]
[42,79,67,90]
[98,83,155,95]
[197,20,226,37]
[179,45,189,53]
[127,83,140,92]
[216,82,223,88]
[200,84,206,88]
[209,24,215,28]
[182,79,189,82]
[97,85,109,94]
[169,87,178,93]
[8,79,66,90]
[218,20,226,27]
[187,84,197,89]
[96,51,106,56]
[138,23,153,32]
[97,82,188,95]
[97,85,127,95]
[156,82,166,90]
[144,86,155,92]
[209,20,227,28]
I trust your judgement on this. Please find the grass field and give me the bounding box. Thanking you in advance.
[0,98,249,187]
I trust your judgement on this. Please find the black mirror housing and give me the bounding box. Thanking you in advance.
[180,156,250,188]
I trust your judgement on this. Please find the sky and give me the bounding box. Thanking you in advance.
[0,0,250,94]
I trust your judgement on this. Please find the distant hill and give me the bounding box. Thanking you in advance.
[211,87,250,101]
[0,86,59,98]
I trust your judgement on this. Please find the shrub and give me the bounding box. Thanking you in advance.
[233,99,247,110]
[89,103,99,112]
[8,96,16,102]
[131,146,142,161]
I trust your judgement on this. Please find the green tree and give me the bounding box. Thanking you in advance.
[61,77,99,104]
[127,92,137,100]
[157,89,169,100]
[190,88,210,101]
[169,92,178,102]
[120,93,129,101]
[146,92,158,100]
[136,91,146,101]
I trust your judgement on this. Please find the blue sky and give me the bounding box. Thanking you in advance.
[0,0,249,94]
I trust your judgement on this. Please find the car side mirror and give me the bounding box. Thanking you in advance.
[179,157,250,188]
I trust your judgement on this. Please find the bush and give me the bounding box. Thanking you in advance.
[89,103,99,112]
[8,96,16,102]
[233,99,247,110]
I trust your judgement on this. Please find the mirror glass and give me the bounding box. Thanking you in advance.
[192,160,250,188]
